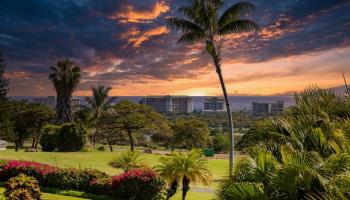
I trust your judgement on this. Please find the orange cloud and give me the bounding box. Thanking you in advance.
[5,71,31,79]
[260,14,301,39]
[109,1,169,23]
[84,57,124,77]
[126,26,169,47]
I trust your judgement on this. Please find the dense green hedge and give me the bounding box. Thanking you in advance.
[40,125,59,152]
[39,122,87,152]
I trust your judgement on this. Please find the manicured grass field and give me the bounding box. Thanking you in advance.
[0,186,214,200]
[0,149,230,188]
[0,149,229,199]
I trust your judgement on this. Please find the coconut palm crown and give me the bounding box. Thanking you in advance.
[49,59,81,124]
[85,85,114,119]
[166,0,260,174]
[156,150,212,200]
[85,85,115,147]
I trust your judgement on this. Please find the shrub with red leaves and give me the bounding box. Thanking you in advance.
[0,160,58,183]
[0,160,166,199]
[110,169,165,200]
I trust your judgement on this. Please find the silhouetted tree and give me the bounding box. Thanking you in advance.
[0,51,9,101]
[49,60,81,124]
[86,85,115,147]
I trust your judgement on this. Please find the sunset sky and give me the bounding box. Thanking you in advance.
[1,0,350,96]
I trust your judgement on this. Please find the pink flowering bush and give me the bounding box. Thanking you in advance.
[0,160,58,183]
[110,169,165,200]
[0,160,165,199]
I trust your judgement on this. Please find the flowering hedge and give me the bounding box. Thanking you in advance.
[110,169,165,200]
[0,160,165,199]
[0,160,58,183]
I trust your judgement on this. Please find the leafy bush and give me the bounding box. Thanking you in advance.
[88,177,112,195]
[57,122,87,152]
[0,160,58,183]
[108,151,147,172]
[212,134,230,153]
[44,168,109,190]
[110,169,165,200]
[40,125,59,152]
[4,174,42,200]
[0,160,166,198]
[96,145,106,152]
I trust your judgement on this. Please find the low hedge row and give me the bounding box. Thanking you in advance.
[0,160,165,200]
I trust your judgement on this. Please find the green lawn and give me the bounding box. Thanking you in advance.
[0,186,214,200]
[0,149,230,188]
[0,149,227,200]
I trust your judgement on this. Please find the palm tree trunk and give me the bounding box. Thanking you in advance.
[182,176,190,200]
[166,179,178,200]
[206,40,234,176]
[56,92,72,124]
[127,128,135,151]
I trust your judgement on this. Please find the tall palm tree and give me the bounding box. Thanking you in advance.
[49,60,81,124]
[156,150,212,200]
[85,85,115,147]
[166,0,260,174]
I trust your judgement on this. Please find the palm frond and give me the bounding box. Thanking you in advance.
[219,2,255,27]
[218,182,267,200]
[177,32,206,43]
[219,19,260,36]
[166,17,204,33]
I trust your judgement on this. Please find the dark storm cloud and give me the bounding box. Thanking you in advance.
[0,0,350,95]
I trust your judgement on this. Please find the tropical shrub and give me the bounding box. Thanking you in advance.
[96,145,106,152]
[43,168,109,190]
[217,87,350,200]
[0,160,57,183]
[4,174,42,200]
[108,151,147,172]
[88,176,112,195]
[110,169,165,200]
[212,134,230,153]
[0,159,167,198]
[39,124,59,152]
[57,122,87,152]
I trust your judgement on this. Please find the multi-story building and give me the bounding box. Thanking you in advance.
[140,95,193,113]
[270,101,284,114]
[203,97,226,112]
[252,101,284,116]
[71,96,88,112]
[32,96,88,112]
[252,102,270,116]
